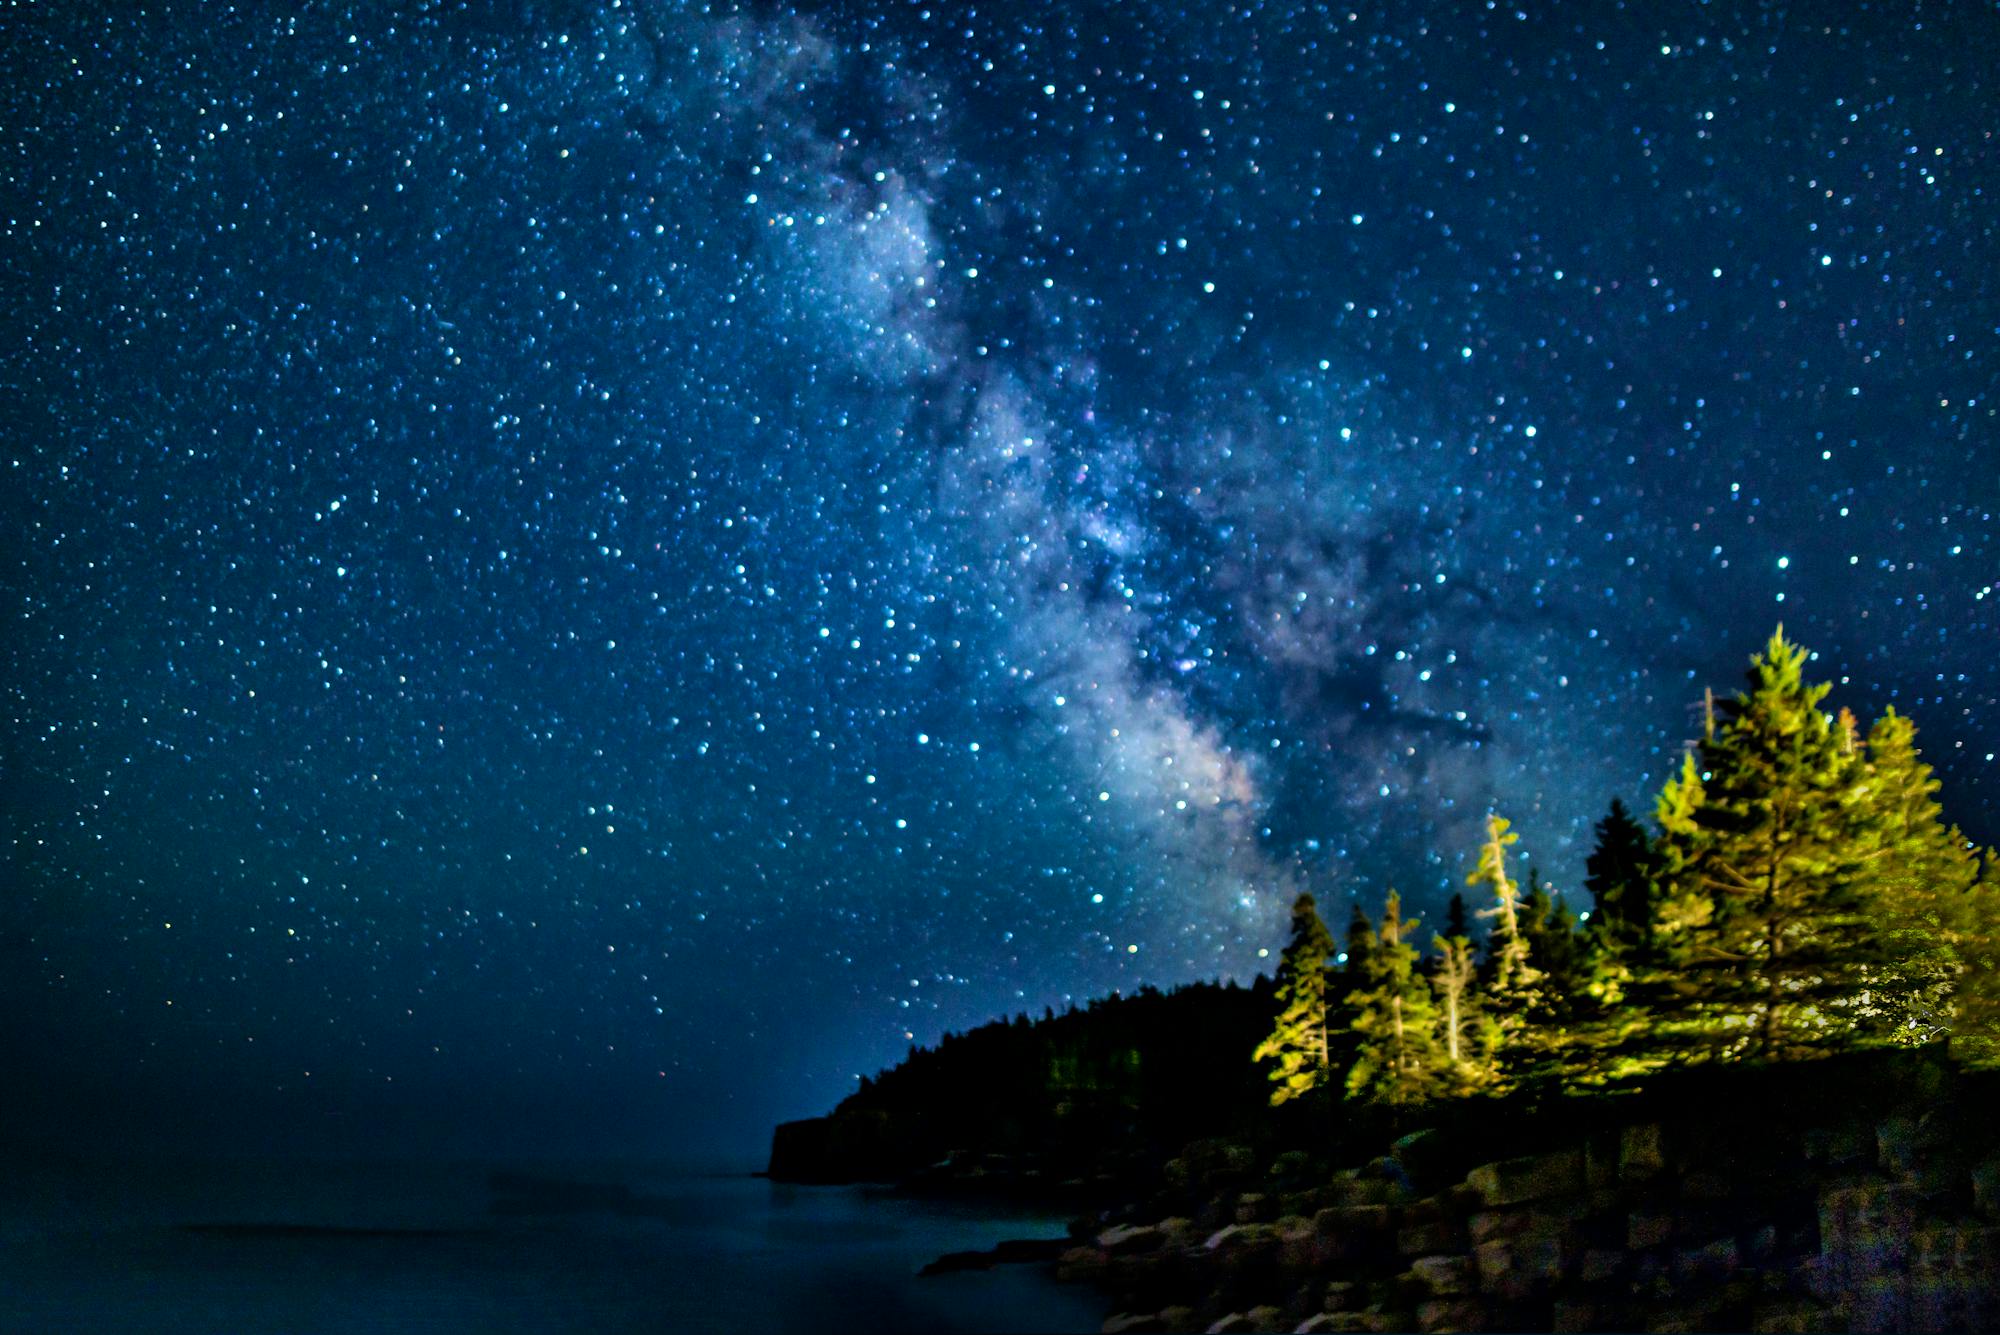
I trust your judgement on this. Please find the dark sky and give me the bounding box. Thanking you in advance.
[5,1,1996,1162]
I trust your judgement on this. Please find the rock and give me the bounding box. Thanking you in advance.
[1323,1280,1361,1312]
[1414,1298,1485,1333]
[1672,1236,1739,1286]
[1748,1299,1836,1334]
[1620,1123,1667,1184]
[1463,1148,1585,1208]
[1551,1297,1605,1333]
[1473,1234,1564,1300]
[1678,1168,1734,1202]
[1627,1212,1674,1249]
[1103,1314,1165,1334]
[1397,1216,1466,1256]
[1972,1158,2000,1221]
[1204,1223,1275,1252]
[1206,1316,1253,1335]
[1099,1224,1166,1256]
[1305,1316,1371,1335]
[1294,1316,1346,1334]
[1157,1217,1201,1248]
[1057,1246,1110,1281]
[1877,1114,1921,1177]
[1245,1306,1287,1333]
[1311,1204,1397,1265]
[1819,1181,1919,1282]
[1802,1122,1874,1168]
[1406,1254,1472,1297]
[1579,1248,1625,1283]
[1159,1308,1199,1334]
[1467,1210,1525,1245]
[1236,1193,1274,1224]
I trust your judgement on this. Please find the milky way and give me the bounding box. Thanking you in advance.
[5,1,1996,1153]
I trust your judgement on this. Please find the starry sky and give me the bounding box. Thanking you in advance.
[5,0,1996,1160]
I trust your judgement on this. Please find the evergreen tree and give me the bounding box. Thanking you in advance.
[1857,708,1990,1047]
[1466,814,1553,1080]
[1431,931,1498,1092]
[1585,799,1660,957]
[1652,628,1877,1061]
[1252,892,1338,1105]
[1443,891,1471,944]
[1343,900,1376,981]
[1469,814,1535,993]
[1344,891,1446,1107]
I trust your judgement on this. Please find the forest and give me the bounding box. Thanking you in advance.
[1264,627,1999,1112]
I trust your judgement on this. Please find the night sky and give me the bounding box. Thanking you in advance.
[5,1,1996,1160]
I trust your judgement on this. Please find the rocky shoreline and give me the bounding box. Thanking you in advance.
[902,1049,2000,1333]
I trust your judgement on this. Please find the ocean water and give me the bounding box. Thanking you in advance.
[0,1156,1112,1334]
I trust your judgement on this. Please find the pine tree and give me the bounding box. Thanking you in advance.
[1344,890,1446,1107]
[1443,891,1471,944]
[1652,628,1876,1062]
[1344,900,1376,981]
[1856,708,1990,1047]
[1253,892,1338,1105]
[1469,814,1536,994]
[1585,799,1660,958]
[1431,931,1498,1092]
[1466,814,1553,1080]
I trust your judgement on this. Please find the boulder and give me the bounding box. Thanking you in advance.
[1406,1254,1472,1297]
[1971,1157,2000,1221]
[1672,1236,1739,1286]
[1099,1224,1167,1256]
[1464,1148,1586,1208]
[1619,1124,1667,1184]
[1748,1299,1839,1334]
[1397,1216,1466,1256]
[1414,1298,1485,1333]
[1323,1280,1362,1312]
[1467,1210,1526,1245]
[1103,1314,1165,1334]
[1057,1246,1111,1282]
[1627,1212,1674,1249]
[1876,1114,1921,1177]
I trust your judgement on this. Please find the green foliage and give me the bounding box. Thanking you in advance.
[1651,627,1879,1061]
[1344,891,1447,1107]
[1252,892,1338,1105]
[1855,708,1994,1052]
[1430,932,1498,1092]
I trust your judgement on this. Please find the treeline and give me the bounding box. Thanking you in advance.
[832,979,1277,1161]
[1259,627,1999,1110]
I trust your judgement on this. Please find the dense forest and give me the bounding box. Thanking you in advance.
[1266,627,1999,1112]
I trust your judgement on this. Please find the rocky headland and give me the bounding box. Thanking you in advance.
[775,1045,2000,1333]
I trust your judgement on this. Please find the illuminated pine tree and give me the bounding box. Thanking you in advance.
[1252,892,1337,1105]
[1466,814,1553,1076]
[1857,708,1990,1048]
[1653,628,1877,1061]
[1344,890,1447,1107]
[1431,932,1498,1092]
[1470,815,1534,992]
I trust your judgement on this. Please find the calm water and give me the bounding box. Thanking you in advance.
[0,1156,1111,1334]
